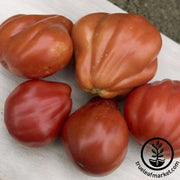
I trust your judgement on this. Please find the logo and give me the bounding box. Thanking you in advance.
[135,137,179,178]
[141,137,174,170]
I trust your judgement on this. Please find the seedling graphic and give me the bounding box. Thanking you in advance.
[149,140,165,167]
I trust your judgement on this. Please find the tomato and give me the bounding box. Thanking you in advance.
[72,13,162,98]
[4,80,72,147]
[124,79,180,157]
[61,97,129,176]
[0,14,73,79]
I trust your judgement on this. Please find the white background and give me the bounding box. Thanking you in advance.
[0,0,179,180]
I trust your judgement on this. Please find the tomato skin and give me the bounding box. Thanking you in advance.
[4,80,72,147]
[61,97,129,176]
[124,79,180,157]
[0,14,73,79]
[72,13,162,98]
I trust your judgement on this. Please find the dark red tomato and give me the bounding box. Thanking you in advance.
[4,80,72,147]
[61,97,129,176]
[124,79,180,157]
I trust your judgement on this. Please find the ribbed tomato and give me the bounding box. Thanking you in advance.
[124,79,180,157]
[72,13,162,98]
[0,14,73,79]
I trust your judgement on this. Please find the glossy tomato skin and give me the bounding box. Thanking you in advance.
[4,80,72,147]
[61,97,129,176]
[124,79,180,157]
[72,13,162,98]
[0,14,73,79]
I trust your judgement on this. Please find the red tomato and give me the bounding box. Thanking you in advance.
[124,79,180,157]
[72,13,162,98]
[61,97,129,176]
[0,14,73,79]
[4,80,72,147]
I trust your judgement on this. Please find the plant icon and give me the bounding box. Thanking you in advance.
[141,137,174,171]
[149,140,165,167]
